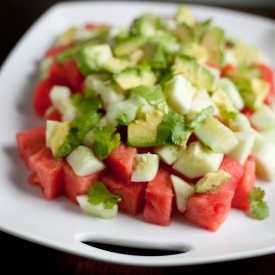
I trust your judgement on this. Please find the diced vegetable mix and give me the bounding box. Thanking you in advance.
[16,4,275,231]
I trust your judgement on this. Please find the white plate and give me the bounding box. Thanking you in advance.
[1,1,275,267]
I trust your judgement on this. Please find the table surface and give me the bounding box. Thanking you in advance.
[1,1,275,274]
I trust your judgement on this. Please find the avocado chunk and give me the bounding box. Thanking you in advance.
[179,42,208,64]
[113,36,147,56]
[194,169,231,193]
[140,41,168,70]
[174,23,196,43]
[200,26,225,67]
[226,72,269,110]
[112,64,158,93]
[127,110,164,147]
[175,4,195,25]
[172,55,216,91]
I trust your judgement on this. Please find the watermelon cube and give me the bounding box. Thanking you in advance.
[102,173,148,215]
[143,169,174,226]
[63,162,107,204]
[28,148,64,200]
[16,126,46,167]
[105,142,137,183]
[184,157,244,231]
[232,156,256,211]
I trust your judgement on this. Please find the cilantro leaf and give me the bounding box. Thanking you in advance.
[248,187,265,203]
[71,92,102,114]
[93,125,120,160]
[116,113,131,126]
[156,111,188,145]
[251,200,269,220]
[72,112,101,140]
[87,181,121,210]
[248,187,269,220]
[188,106,215,130]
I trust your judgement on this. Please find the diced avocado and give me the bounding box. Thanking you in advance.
[170,174,195,213]
[47,121,71,157]
[172,55,216,91]
[113,36,147,56]
[77,195,118,219]
[103,57,135,73]
[250,104,275,130]
[178,42,208,64]
[172,141,224,179]
[164,74,196,115]
[127,110,163,147]
[75,44,113,75]
[175,4,195,25]
[131,153,159,182]
[226,72,269,110]
[194,169,231,193]
[112,64,157,93]
[66,145,105,176]
[140,41,168,70]
[194,116,238,153]
[226,132,255,165]
[130,14,161,37]
[200,26,225,67]
[149,33,177,50]
[174,23,196,43]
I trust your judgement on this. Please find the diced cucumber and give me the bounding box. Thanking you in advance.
[84,74,111,95]
[131,153,159,182]
[66,145,105,176]
[260,127,275,143]
[251,138,275,181]
[154,145,183,165]
[76,195,118,219]
[46,120,60,147]
[172,141,224,179]
[250,104,275,130]
[228,112,253,132]
[170,174,195,213]
[164,74,196,115]
[194,116,238,153]
[216,77,244,110]
[226,132,255,165]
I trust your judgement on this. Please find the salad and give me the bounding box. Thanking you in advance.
[16,4,275,232]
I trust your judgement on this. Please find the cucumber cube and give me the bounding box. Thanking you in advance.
[226,132,255,165]
[250,104,275,130]
[170,174,194,213]
[164,74,196,115]
[131,153,159,182]
[172,141,224,179]
[66,145,105,177]
[76,195,118,219]
[194,116,238,153]
[154,145,183,165]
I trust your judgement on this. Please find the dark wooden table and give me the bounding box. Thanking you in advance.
[1,1,275,274]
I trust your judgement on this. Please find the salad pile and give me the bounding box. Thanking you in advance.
[16,4,275,231]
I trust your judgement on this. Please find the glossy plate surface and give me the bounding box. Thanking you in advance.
[0,1,275,266]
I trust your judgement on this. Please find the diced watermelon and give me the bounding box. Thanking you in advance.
[44,44,71,58]
[33,79,54,118]
[105,142,137,183]
[63,59,84,93]
[102,173,148,215]
[184,157,244,231]
[48,62,69,87]
[44,108,62,121]
[63,162,107,204]
[28,148,65,200]
[28,172,40,185]
[231,156,256,211]
[221,63,237,78]
[143,169,174,226]
[16,126,46,167]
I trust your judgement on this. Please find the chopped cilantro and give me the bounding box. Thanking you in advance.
[248,187,269,220]
[188,106,215,130]
[116,113,131,126]
[71,92,102,114]
[93,125,120,160]
[87,181,121,210]
[156,111,188,145]
[56,127,82,159]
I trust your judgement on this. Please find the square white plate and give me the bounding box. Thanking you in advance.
[1,1,275,267]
